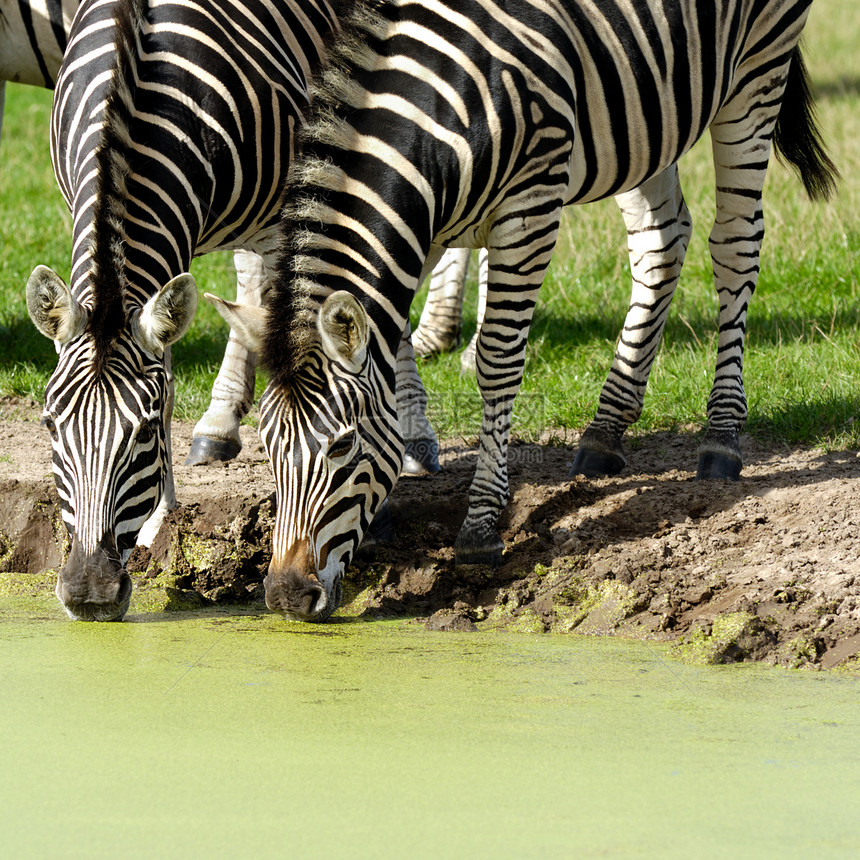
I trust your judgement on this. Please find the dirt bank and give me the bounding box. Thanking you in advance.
[2,398,859,669]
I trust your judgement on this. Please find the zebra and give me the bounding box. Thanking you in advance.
[411,246,474,356]
[209,0,836,621]
[0,0,79,141]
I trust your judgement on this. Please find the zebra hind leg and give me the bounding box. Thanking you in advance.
[186,249,264,465]
[571,167,691,477]
[698,44,838,481]
[697,74,779,480]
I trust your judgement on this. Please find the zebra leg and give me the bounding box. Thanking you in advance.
[454,234,553,567]
[412,247,471,356]
[697,97,777,481]
[459,248,489,375]
[397,322,441,475]
[186,249,264,465]
[571,166,691,477]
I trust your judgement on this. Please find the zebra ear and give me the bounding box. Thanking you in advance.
[26,266,88,346]
[134,273,198,356]
[318,291,369,372]
[203,292,265,355]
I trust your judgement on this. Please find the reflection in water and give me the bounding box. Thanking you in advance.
[1,598,858,857]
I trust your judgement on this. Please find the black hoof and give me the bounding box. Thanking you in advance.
[569,447,626,478]
[185,436,241,466]
[696,451,742,481]
[455,544,504,567]
[454,523,504,567]
[402,438,441,476]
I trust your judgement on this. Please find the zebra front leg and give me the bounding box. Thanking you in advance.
[412,247,471,356]
[454,235,550,566]
[397,322,441,475]
[186,249,265,465]
[454,390,513,566]
[572,166,691,477]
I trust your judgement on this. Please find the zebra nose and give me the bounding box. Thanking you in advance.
[56,538,133,622]
[263,566,328,620]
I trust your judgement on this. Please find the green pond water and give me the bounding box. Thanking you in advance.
[1,596,858,858]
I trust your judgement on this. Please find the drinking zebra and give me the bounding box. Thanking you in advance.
[212,0,837,621]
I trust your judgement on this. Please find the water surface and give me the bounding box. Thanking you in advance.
[2,597,858,857]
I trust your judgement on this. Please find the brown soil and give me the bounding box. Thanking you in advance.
[2,398,859,669]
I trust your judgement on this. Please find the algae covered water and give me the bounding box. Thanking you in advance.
[1,597,858,858]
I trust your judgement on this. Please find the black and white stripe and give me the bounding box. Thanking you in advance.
[217,0,836,621]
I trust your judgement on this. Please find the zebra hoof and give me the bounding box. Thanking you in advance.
[569,447,626,478]
[696,452,742,481]
[185,436,241,466]
[402,438,441,476]
[454,523,504,567]
[454,542,504,568]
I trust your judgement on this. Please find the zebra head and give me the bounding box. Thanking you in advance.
[27,265,198,621]
[209,290,402,622]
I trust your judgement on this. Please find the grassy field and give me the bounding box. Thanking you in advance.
[1,0,858,448]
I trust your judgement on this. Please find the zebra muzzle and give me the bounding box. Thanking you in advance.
[55,538,133,622]
[264,539,339,622]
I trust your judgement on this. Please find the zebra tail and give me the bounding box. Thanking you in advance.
[772,43,840,202]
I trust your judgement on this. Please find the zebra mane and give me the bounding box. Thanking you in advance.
[263,0,385,388]
[87,0,148,372]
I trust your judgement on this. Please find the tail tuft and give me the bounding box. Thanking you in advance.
[772,43,840,202]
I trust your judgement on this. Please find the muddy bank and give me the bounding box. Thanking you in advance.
[1,401,859,669]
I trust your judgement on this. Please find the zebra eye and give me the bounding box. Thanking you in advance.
[136,420,155,444]
[328,431,357,461]
[41,417,58,439]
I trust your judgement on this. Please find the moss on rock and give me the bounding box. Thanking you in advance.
[672,612,776,665]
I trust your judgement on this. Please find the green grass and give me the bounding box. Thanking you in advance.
[1,0,858,449]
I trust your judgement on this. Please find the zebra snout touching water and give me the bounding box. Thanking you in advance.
[29,269,197,621]
[213,0,837,617]
[212,291,401,620]
[56,539,133,623]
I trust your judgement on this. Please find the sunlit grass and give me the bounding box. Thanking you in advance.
[1,0,857,448]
